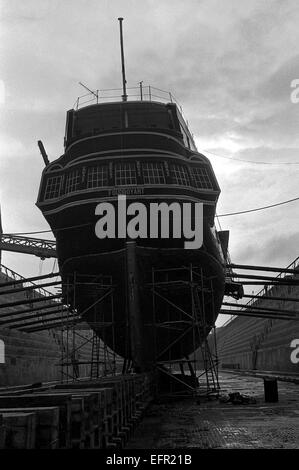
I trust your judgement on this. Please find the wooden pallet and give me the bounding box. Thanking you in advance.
[54,376,152,448]
[0,415,6,449]
[28,392,86,448]
[0,394,72,448]
[0,374,153,449]
[0,407,59,448]
[0,412,36,449]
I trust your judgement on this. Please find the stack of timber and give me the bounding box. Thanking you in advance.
[0,373,152,449]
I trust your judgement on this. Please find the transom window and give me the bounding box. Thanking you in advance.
[192,167,214,189]
[87,165,108,188]
[65,170,81,194]
[142,162,165,185]
[44,176,62,200]
[115,163,137,186]
[170,164,190,186]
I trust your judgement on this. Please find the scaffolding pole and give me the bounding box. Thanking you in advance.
[57,273,119,383]
[149,264,220,398]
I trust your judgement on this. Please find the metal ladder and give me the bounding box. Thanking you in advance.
[193,285,220,394]
[90,332,101,379]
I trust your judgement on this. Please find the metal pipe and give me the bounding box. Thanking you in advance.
[242,293,299,303]
[219,309,298,321]
[0,271,60,288]
[12,313,79,330]
[227,272,299,282]
[227,263,299,274]
[79,82,98,100]
[0,303,68,319]
[118,18,127,102]
[0,308,69,324]
[239,281,299,286]
[0,294,61,309]
[19,317,80,333]
[222,301,297,316]
[139,81,143,101]
[0,281,61,296]
[37,140,49,166]
[0,308,72,327]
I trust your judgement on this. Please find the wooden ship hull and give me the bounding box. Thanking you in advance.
[37,99,227,369]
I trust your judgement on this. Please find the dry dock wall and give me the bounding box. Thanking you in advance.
[0,324,95,386]
[212,281,299,373]
[0,327,61,385]
[0,269,94,386]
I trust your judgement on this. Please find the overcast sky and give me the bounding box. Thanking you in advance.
[1,0,299,324]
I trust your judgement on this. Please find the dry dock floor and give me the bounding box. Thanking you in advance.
[127,371,299,449]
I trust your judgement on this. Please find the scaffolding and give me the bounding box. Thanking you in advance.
[56,272,119,383]
[148,263,220,398]
[56,257,221,396]
[1,247,298,392]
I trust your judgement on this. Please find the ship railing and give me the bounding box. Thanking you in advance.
[72,84,195,138]
[73,84,183,109]
[222,254,299,327]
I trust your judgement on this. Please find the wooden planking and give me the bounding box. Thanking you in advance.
[0,373,153,449]
[0,394,72,448]
[1,412,36,449]
[0,414,6,449]
[54,383,122,447]
[51,387,114,448]
[33,388,106,448]
[53,374,153,448]
[0,407,59,449]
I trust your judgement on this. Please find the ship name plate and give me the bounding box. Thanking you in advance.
[109,187,145,196]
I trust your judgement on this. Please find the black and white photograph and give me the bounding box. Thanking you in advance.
[0,0,299,457]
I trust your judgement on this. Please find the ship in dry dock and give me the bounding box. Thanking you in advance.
[36,89,229,370]
[35,18,228,373]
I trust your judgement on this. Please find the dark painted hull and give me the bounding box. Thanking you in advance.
[46,199,225,364]
[36,100,226,367]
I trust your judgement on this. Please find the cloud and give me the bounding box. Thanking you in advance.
[1,0,299,280]
[235,231,299,268]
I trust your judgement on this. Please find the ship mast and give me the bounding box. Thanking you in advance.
[118,17,128,102]
[37,140,49,166]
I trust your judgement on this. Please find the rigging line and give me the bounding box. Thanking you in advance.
[215,214,222,231]
[216,213,233,265]
[202,149,299,165]
[217,195,299,217]
[4,229,53,235]
[52,258,57,275]
[4,222,91,236]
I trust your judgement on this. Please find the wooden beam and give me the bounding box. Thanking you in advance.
[222,302,298,316]
[0,294,61,309]
[0,272,60,288]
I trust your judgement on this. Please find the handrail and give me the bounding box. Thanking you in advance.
[73,85,178,109]
[72,84,190,134]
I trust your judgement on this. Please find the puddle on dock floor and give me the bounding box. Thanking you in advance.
[127,372,299,449]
